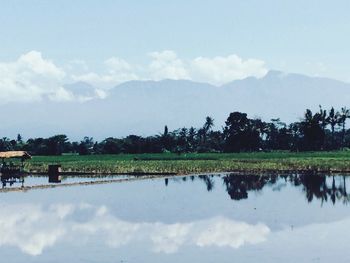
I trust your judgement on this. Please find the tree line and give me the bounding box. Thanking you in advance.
[1,106,350,155]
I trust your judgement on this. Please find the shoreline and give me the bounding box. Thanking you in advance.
[2,169,350,193]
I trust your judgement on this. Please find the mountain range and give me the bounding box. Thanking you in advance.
[2,70,350,140]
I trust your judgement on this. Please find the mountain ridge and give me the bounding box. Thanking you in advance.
[1,70,350,140]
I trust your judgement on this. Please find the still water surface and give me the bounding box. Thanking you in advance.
[1,173,350,262]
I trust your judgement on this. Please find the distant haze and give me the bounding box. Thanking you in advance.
[2,70,350,140]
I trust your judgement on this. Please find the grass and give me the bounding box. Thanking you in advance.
[24,151,350,175]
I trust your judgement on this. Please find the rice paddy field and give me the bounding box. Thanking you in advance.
[25,151,350,175]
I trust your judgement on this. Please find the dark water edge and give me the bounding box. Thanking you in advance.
[2,171,350,198]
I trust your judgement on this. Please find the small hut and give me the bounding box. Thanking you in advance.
[0,151,31,188]
[0,151,32,160]
[0,151,31,177]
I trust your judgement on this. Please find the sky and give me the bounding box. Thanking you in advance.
[0,0,350,102]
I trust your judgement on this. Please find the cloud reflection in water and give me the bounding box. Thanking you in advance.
[0,203,270,256]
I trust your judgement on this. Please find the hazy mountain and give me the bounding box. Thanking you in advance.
[1,71,350,140]
[221,70,350,121]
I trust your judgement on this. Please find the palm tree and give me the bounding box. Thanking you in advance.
[187,127,196,151]
[300,109,326,150]
[203,116,214,133]
[305,109,313,123]
[318,106,328,149]
[339,107,350,147]
[328,107,341,148]
[318,105,328,132]
[0,137,12,151]
[203,116,214,143]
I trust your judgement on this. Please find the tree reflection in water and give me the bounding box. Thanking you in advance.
[290,173,350,205]
[223,174,276,200]
[165,173,350,205]
[198,175,215,191]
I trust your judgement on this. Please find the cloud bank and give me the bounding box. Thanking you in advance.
[73,50,267,87]
[0,51,65,103]
[0,50,268,103]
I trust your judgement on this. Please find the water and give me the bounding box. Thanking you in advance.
[1,173,350,262]
[0,174,135,188]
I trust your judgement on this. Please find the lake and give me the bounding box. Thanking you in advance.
[1,173,350,262]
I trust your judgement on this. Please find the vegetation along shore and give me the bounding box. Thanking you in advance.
[25,151,350,175]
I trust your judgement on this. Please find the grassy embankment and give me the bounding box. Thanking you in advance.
[24,151,350,175]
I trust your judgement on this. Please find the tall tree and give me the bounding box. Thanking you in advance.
[78,136,94,155]
[223,112,261,152]
[339,107,350,147]
[161,125,172,151]
[300,109,325,150]
[16,134,23,143]
[318,105,328,132]
[187,127,197,151]
[203,116,214,133]
[203,116,214,143]
[328,107,341,148]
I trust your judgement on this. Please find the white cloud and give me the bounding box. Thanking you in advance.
[71,72,103,85]
[146,51,268,85]
[72,57,139,88]
[0,204,66,256]
[0,51,66,103]
[48,87,74,102]
[72,71,139,88]
[94,89,108,99]
[191,54,268,85]
[17,51,65,78]
[148,50,190,81]
[151,223,192,253]
[0,203,270,256]
[195,217,270,248]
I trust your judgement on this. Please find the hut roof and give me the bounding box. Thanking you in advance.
[0,151,32,159]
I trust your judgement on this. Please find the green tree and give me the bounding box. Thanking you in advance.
[339,107,350,147]
[202,116,214,144]
[78,137,94,155]
[223,112,261,152]
[300,109,325,150]
[328,107,341,148]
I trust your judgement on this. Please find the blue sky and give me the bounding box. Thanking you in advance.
[0,0,349,101]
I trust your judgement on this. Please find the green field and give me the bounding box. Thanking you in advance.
[24,151,350,175]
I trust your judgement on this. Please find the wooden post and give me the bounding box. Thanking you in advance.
[48,164,62,183]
